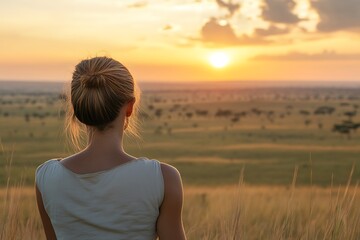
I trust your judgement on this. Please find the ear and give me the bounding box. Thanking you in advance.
[126,98,135,117]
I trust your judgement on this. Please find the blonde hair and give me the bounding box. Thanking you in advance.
[65,56,140,150]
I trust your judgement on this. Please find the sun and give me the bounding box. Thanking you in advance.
[208,52,230,68]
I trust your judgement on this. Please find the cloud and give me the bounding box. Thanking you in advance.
[262,0,301,24]
[162,24,173,31]
[201,18,238,44]
[252,50,360,61]
[253,25,290,37]
[189,0,306,47]
[188,0,301,47]
[198,18,269,46]
[127,1,148,8]
[311,0,360,32]
[215,0,241,17]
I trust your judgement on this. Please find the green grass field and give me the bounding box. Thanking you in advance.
[0,85,359,187]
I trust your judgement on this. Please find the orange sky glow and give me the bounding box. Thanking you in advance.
[1,0,360,83]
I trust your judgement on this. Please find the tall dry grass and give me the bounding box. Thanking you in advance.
[0,144,44,240]
[183,185,359,239]
[1,183,359,239]
[0,186,44,240]
[183,167,359,240]
[0,149,359,239]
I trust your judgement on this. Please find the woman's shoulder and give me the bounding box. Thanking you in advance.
[139,158,181,179]
[136,157,162,168]
[159,162,182,190]
[136,158,182,185]
[159,162,181,178]
[139,160,182,203]
[140,158,179,175]
[36,158,61,173]
[35,159,62,191]
[35,159,63,182]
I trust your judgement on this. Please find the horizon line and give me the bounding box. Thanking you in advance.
[1,79,360,84]
[1,79,360,92]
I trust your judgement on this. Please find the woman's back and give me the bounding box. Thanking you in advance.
[36,158,164,240]
[35,57,185,240]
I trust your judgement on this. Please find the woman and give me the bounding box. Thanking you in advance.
[35,57,186,240]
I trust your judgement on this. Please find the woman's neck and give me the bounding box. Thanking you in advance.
[85,128,126,157]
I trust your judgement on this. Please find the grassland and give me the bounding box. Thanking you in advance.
[0,85,359,187]
[1,83,360,239]
[1,184,359,239]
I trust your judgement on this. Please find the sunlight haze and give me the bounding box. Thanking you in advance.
[1,0,360,82]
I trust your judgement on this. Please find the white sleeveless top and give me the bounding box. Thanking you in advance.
[36,158,164,240]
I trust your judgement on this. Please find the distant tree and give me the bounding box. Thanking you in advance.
[195,110,208,117]
[148,105,154,110]
[344,111,357,120]
[235,111,247,117]
[314,106,335,115]
[251,108,261,116]
[215,109,233,117]
[186,112,193,118]
[341,121,360,131]
[299,110,310,116]
[24,113,30,122]
[154,109,162,118]
[231,117,239,123]
[169,104,181,112]
[340,102,350,107]
[333,121,360,139]
[267,111,275,116]
[266,111,275,123]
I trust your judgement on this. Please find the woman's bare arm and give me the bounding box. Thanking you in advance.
[157,163,186,240]
[35,185,57,240]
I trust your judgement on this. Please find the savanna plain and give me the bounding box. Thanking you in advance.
[0,81,360,239]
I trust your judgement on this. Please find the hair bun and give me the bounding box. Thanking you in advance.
[80,73,106,89]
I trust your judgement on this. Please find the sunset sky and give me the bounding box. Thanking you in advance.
[1,0,360,82]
